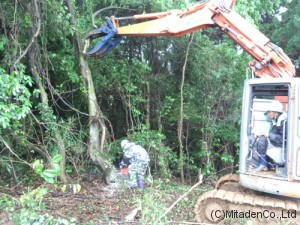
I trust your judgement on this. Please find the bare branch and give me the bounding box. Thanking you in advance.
[178,33,194,183]
[0,136,31,167]
[92,6,136,28]
[0,2,8,40]
[13,0,41,68]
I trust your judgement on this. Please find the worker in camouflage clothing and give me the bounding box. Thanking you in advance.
[120,140,150,189]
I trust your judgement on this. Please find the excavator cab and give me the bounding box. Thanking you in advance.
[239,78,300,198]
[194,79,300,224]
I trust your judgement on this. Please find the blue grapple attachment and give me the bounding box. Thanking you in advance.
[84,17,122,58]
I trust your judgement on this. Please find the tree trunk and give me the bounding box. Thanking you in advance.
[145,81,150,128]
[64,0,109,175]
[79,57,108,172]
[178,34,194,183]
[27,0,69,183]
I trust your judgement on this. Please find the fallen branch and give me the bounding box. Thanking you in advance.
[162,173,204,217]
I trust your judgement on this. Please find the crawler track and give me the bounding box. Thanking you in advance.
[194,175,300,224]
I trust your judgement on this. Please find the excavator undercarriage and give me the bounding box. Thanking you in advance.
[194,174,300,224]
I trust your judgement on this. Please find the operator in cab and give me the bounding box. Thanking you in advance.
[255,100,287,171]
[120,140,150,189]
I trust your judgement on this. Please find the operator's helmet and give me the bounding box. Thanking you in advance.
[264,100,283,115]
[121,139,129,149]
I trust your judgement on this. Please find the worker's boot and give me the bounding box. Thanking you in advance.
[267,163,276,171]
[255,154,268,171]
[138,179,144,189]
[267,156,275,171]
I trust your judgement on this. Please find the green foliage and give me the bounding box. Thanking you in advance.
[0,36,7,50]
[48,52,80,84]
[0,194,15,211]
[36,103,57,123]
[125,124,178,177]
[137,192,169,224]
[154,33,245,176]
[43,0,74,39]
[0,65,32,130]
[127,179,206,223]
[0,189,76,225]
[0,0,292,197]
[32,154,62,184]
[235,0,280,25]
[0,155,69,223]
[270,0,300,73]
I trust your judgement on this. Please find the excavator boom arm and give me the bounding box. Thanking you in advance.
[84,0,295,78]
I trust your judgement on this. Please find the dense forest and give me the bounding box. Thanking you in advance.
[0,0,299,224]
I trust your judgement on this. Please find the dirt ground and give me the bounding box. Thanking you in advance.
[0,173,206,225]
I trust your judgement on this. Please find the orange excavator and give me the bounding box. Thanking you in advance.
[84,0,300,224]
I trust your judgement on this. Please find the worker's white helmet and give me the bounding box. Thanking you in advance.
[265,100,283,114]
[121,139,129,149]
